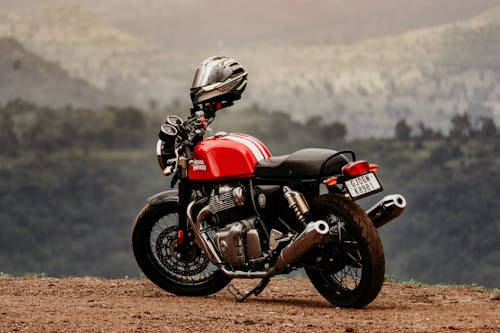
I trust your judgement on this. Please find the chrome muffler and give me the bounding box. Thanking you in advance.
[267,220,329,276]
[366,194,407,229]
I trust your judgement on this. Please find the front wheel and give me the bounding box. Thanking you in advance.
[132,202,231,296]
[305,193,385,308]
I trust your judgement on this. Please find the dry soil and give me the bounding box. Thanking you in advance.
[0,277,499,332]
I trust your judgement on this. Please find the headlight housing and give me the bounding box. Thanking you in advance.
[156,124,178,170]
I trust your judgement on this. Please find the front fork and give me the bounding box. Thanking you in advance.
[175,145,193,255]
[176,178,192,254]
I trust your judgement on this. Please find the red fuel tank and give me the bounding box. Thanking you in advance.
[189,133,271,182]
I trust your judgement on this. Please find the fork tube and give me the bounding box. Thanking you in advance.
[177,178,191,248]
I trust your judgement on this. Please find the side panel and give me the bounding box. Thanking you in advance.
[189,133,271,182]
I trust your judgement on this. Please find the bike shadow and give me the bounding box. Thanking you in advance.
[225,295,331,308]
[218,292,395,310]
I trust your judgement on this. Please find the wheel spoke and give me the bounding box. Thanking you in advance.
[346,252,362,267]
[304,194,385,308]
[317,211,365,291]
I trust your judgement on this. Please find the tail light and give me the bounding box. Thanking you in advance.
[342,160,379,177]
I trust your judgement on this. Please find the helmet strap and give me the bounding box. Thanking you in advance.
[191,100,234,117]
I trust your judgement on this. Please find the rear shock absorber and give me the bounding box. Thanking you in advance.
[283,186,310,227]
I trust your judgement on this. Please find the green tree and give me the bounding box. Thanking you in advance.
[478,116,497,138]
[395,119,411,140]
[450,113,472,139]
[0,112,17,155]
[323,121,347,143]
[418,122,442,140]
[306,116,347,143]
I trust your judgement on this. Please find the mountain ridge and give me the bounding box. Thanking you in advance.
[4,0,500,49]
[0,37,121,108]
[0,4,499,137]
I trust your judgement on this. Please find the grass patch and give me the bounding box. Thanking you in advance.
[401,278,499,292]
[22,272,48,278]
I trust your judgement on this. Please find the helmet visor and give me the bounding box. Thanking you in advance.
[191,65,231,89]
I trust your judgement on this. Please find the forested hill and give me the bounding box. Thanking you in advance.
[0,37,120,108]
[1,4,499,137]
[0,101,498,287]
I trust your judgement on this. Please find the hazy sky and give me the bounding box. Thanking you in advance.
[2,0,500,50]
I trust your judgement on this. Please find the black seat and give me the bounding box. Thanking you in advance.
[254,148,349,179]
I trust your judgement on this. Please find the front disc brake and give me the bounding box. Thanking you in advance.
[155,226,210,276]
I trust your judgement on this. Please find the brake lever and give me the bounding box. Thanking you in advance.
[162,147,181,176]
[163,148,181,188]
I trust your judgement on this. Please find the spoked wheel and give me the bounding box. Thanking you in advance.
[305,193,385,308]
[132,202,231,296]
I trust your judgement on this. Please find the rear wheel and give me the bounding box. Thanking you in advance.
[305,193,385,308]
[132,202,231,296]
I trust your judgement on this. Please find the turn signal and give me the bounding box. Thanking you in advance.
[324,176,338,186]
[369,164,379,172]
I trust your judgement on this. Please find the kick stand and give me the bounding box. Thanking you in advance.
[227,278,270,302]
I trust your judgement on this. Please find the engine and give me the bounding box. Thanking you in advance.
[208,184,264,267]
[214,218,263,267]
[208,184,254,224]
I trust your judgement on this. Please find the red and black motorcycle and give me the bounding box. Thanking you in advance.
[131,108,406,308]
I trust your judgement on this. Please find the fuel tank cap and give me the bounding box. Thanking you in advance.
[214,131,228,138]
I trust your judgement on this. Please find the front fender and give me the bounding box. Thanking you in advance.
[146,190,179,206]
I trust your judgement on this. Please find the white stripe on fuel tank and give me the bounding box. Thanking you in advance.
[225,135,266,161]
[232,133,270,158]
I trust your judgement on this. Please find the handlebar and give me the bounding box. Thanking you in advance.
[183,144,193,160]
[158,111,214,180]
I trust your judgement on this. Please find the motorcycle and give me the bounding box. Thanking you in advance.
[132,107,406,308]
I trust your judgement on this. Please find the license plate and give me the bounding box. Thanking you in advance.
[345,173,383,199]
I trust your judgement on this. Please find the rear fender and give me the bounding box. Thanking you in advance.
[146,190,179,206]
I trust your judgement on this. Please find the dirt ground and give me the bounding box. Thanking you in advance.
[0,277,498,333]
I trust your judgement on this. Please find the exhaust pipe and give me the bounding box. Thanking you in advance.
[188,202,224,265]
[366,194,406,229]
[267,220,329,275]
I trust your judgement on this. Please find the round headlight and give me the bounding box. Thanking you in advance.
[157,124,179,171]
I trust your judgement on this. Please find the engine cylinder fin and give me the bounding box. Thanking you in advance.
[209,190,237,213]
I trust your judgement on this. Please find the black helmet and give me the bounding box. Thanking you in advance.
[190,56,247,108]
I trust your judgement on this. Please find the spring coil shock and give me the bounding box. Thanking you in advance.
[283,186,310,227]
